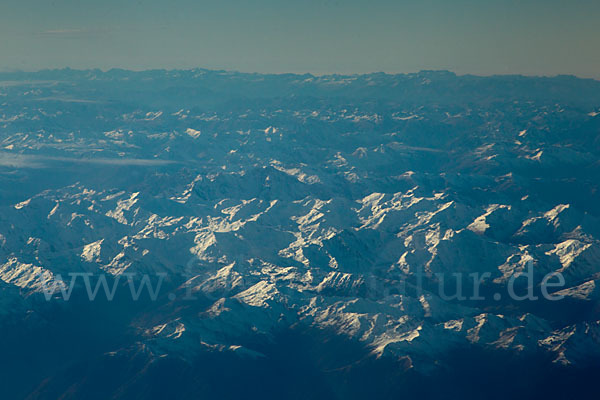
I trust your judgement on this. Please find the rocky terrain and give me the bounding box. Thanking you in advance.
[1,69,600,399]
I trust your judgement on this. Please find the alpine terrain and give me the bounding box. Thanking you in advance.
[1,69,600,399]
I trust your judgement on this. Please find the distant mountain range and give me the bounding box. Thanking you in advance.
[1,69,600,399]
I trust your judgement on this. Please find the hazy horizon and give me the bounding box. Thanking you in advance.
[2,66,599,82]
[1,0,599,79]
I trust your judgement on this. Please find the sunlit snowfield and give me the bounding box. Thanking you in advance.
[1,69,600,399]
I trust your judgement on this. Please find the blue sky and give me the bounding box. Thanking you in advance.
[1,0,599,77]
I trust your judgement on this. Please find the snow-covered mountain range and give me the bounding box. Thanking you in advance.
[1,69,600,399]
